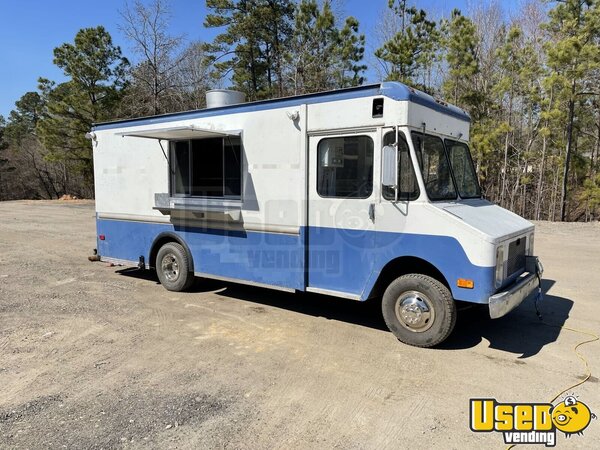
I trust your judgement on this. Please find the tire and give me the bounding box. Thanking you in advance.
[156,242,195,292]
[382,274,456,348]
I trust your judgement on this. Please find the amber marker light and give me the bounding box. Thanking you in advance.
[457,278,474,289]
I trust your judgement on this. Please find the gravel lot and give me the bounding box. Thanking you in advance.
[0,200,599,449]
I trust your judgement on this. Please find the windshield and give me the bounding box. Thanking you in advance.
[411,132,457,201]
[445,139,481,198]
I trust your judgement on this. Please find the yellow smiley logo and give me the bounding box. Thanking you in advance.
[551,396,596,437]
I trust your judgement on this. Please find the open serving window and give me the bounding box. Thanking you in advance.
[117,125,243,220]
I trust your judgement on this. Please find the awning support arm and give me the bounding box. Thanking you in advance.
[158,140,173,178]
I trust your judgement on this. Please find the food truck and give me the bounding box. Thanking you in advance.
[89,81,543,347]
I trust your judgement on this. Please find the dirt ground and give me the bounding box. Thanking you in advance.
[0,200,599,449]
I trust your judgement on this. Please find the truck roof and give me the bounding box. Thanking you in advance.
[93,81,470,131]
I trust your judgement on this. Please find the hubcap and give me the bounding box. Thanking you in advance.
[395,291,435,332]
[161,253,179,282]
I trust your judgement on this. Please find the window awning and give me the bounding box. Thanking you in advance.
[115,125,241,140]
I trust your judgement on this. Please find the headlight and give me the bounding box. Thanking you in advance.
[495,245,505,288]
[527,234,534,256]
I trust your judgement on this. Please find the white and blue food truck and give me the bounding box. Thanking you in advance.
[89,82,543,347]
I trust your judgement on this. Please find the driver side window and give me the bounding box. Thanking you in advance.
[382,131,420,201]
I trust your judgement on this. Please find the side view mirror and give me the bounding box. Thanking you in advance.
[382,145,398,188]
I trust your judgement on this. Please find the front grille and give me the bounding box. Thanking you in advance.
[506,237,526,276]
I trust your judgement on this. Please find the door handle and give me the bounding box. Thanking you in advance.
[368,203,375,222]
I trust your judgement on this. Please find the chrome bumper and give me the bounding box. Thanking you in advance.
[489,256,543,319]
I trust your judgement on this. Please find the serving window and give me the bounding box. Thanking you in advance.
[170,137,242,199]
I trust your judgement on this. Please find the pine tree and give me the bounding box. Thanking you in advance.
[336,16,367,88]
[37,27,129,191]
[374,0,438,89]
[495,26,524,207]
[284,0,365,94]
[5,91,69,199]
[441,9,503,197]
[204,0,294,100]
[544,0,600,220]
[442,10,480,112]
[6,92,45,143]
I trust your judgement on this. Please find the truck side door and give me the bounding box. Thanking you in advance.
[367,127,421,295]
[307,131,378,298]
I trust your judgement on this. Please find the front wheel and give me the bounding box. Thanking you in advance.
[156,242,195,292]
[382,274,456,348]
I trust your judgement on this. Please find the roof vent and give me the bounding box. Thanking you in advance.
[206,89,246,109]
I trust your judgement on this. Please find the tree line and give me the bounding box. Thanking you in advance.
[0,0,599,222]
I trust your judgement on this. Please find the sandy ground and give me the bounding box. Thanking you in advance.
[0,200,599,449]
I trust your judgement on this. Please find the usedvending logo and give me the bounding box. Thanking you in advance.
[470,395,596,446]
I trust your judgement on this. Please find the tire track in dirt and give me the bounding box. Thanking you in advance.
[0,336,9,352]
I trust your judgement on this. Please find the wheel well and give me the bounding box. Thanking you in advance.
[368,256,451,299]
[149,233,194,272]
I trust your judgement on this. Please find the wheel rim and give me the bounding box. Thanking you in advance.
[161,253,180,282]
[394,290,435,332]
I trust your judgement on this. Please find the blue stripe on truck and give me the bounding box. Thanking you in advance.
[97,218,494,303]
[307,226,494,303]
[96,218,306,290]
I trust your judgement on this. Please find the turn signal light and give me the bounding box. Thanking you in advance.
[457,278,474,289]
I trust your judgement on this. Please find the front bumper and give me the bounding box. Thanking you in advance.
[489,256,543,319]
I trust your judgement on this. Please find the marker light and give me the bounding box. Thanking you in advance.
[99,234,105,241]
[495,245,505,288]
[457,278,474,289]
[527,234,534,256]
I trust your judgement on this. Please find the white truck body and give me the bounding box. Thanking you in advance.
[91,82,541,321]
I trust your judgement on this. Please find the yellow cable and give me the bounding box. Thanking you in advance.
[544,323,599,403]
[505,321,599,450]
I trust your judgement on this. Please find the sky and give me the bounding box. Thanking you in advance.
[0,0,501,118]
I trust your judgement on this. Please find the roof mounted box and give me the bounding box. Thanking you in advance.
[206,90,246,109]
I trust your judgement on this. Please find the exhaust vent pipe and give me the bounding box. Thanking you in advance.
[206,89,246,109]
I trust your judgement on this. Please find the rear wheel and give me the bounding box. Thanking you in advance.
[382,274,456,348]
[156,242,195,292]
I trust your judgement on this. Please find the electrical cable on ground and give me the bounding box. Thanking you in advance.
[505,278,599,450]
